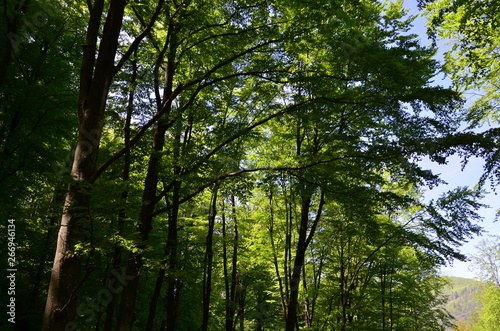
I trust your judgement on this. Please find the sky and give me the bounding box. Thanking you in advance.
[403,0,499,279]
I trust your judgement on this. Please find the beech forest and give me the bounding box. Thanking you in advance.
[1,0,499,330]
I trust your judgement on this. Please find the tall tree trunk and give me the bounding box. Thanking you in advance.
[222,200,230,325]
[115,18,178,330]
[42,1,126,329]
[285,190,324,331]
[230,196,239,328]
[309,254,324,326]
[268,189,287,319]
[164,179,181,331]
[381,263,387,330]
[146,268,165,331]
[238,286,246,331]
[285,196,311,331]
[339,234,350,331]
[202,185,218,331]
[104,55,137,331]
[115,117,171,331]
[283,182,293,318]
[224,195,239,331]
[146,185,182,331]
[302,264,312,328]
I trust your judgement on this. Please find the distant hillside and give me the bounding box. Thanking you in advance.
[442,277,484,325]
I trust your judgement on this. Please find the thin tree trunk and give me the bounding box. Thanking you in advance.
[222,198,230,320]
[146,260,166,331]
[285,190,325,331]
[42,1,126,329]
[222,195,240,331]
[145,186,180,331]
[381,264,387,330]
[115,18,178,329]
[230,196,239,327]
[202,185,218,331]
[114,117,171,331]
[285,196,311,331]
[302,264,312,328]
[104,55,137,330]
[164,179,181,331]
[283,182,292,318]
[268,189,287,319]
[238,286,245,331]
[309,254,324,326]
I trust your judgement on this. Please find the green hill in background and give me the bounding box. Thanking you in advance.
[442,277,484,326]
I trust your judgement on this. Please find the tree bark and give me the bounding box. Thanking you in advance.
[285,196,311,331]
[285,190,325,331]
[164,180,181,331]
[145,255,166,331]
[202,186,218,331]
[268,189,287,319]
[302,264,312,328]
[225,195,240,331]
[42,1,126,329]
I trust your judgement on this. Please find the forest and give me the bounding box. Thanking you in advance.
[1,0,499,330]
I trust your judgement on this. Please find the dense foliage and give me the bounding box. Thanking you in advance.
[441,277,483,329]
[1,0,498,330]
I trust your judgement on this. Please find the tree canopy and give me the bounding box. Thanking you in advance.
[0,0,497,330]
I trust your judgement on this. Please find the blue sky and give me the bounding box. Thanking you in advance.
[404,0,499,279]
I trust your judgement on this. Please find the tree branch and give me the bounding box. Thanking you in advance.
[152,153,393,216]
[112,0,166,75]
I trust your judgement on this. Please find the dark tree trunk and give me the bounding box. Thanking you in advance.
[115,117,171,331]
[285,196,311,331]
[223,195,239,331]
[116,20,178,330]
[202,186,218,331]
[230,196,239,329]
[164,180,181,331]
[146,263,166,331]
[268,189,287,319]
[285,190,324,331]
[42,1,126,329]
[302,265,312,328]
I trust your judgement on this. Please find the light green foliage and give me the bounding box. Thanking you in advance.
[423,0,500,126]
[470,235,500,285]
[422,0,500,189]
[473,285,500,331]
[453,236,500,330]
[0,0,492,330]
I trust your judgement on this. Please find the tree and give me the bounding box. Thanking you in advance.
[470,235,500,285]
[467,236,500,330]
[472,285,500,331]
[0,1,81,328]
[422,0,500,127]
[42,0,162,329]
[1,1,493,330]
